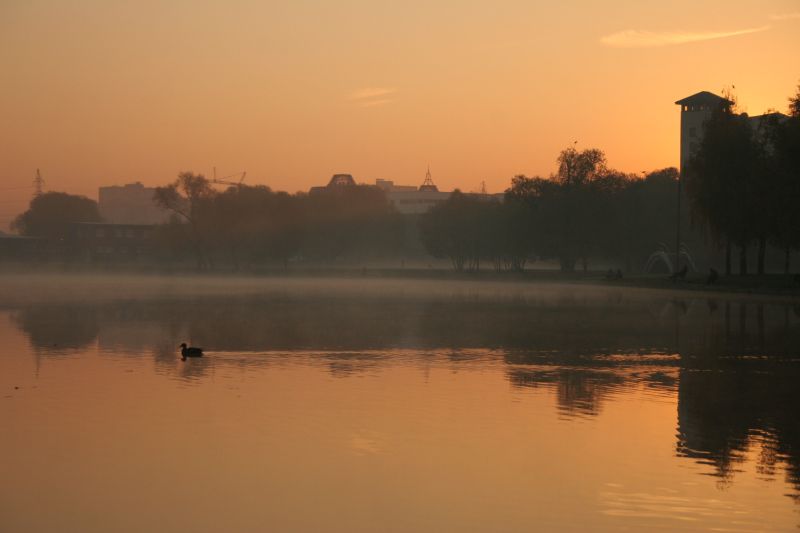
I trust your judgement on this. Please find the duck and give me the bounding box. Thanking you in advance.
[180,343,204,361]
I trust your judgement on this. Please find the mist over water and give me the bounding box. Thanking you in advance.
[2,275,799,532]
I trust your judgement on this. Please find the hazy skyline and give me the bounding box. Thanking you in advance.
[2,0,799,227]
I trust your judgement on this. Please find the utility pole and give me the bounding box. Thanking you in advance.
[675,172,681,273]
[33,169,44,197]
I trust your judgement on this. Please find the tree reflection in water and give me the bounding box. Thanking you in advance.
[7,288,800,500]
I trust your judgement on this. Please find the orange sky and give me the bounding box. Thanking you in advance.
[1,0,798,227]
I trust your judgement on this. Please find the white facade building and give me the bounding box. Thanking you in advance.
[98,182,171,225]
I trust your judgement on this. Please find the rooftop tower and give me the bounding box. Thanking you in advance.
[674,91,732,171]
[419,166,438,192]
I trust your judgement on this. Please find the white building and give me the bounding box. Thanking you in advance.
[309,170,454,215]
[377,169,452,215]
[675,91,732,171]
[98,182,171,225]
[675,91,786,171]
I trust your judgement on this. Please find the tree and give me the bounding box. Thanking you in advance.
[790,83,800,118]
[153,172,215,268]
[209,185,303,268]
[506,174,557,266]
[153,171,214,223]
[301,185,399,262]
[555,147,607,188]
[765,85,800,272]
[419,191,498,271]
[548,147,610,271]
[11,192,101,239]
[685,99,761,275]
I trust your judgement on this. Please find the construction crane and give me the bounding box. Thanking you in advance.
[210,167,247,188]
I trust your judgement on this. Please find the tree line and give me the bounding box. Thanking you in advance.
[420,84,800,275]
[8,176,405,268]
[9,84,798,274]
[685,86,800,275]
[152,174,404,268]
[419,149,681,272]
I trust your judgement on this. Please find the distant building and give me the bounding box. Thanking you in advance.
[98,182,171,225]
[377,168,452,214]
[309,174,357,195]
[70,222,156,262]
[375,179,416,192]
[308,169,454,215]
[0,234,45,261]
[676,91,787,171]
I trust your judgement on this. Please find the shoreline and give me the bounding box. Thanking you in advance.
[1,266,799,302]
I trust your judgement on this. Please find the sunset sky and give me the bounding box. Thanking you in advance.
[1,0,798,228]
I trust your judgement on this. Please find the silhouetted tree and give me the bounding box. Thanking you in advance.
[420,191,499,271]
[207,185,303,268]
[687,85,800,275]
[11,192,101,240]
[766,85,800,273]
[612,169,678,272]
[153,172,215,268]
[685,97,761,275]
[505,174,557,265]
[301,184,400,262]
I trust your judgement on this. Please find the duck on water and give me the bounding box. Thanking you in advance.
[180,343,204,361]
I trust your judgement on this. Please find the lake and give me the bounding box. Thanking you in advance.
[1,276,799,532]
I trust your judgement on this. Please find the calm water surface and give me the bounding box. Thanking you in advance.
[1,276,799,532]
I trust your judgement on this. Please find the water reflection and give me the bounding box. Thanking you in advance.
[5,287,800,505]
[507,365,677,418]
[677,365,800,496]
[8,293,770,354]
[11,305,100,353]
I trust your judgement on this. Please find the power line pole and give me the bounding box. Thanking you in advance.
[675,171,681,273]
[33,168,45,197]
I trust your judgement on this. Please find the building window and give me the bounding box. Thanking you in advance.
[689,127,696,138]
[689,141,698,154]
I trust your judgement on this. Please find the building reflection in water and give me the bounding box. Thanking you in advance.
[6,289,800,500]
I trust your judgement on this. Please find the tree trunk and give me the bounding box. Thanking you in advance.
[757,236,766,275]
[738,302,746,339]
[739,243,747,276]
[725,240,732,276]
[786,246,791,275]
[559,254,575,272]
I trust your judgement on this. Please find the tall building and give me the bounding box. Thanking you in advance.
[98,182,171,225]
[674,91,733,171]
[675,90,786,171]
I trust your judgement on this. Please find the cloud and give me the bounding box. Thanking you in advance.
[349,87,396,101]
[348,87,397,108]
[770,12,800,20]
[600,26,769,48]
[358,98,393,108]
